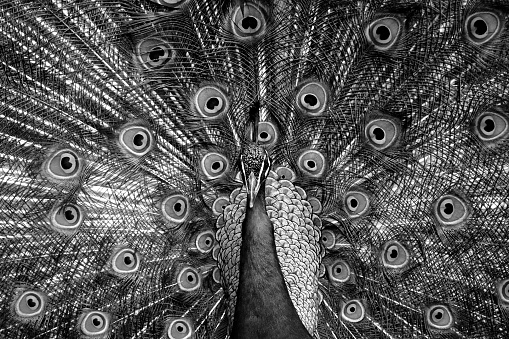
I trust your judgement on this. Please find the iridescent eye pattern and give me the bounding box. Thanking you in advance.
[366,17,402,50]
[465,11,504,44]
[295,81,329,115]
[193,85,230,118]
[177,266,202,292]
[344,190,370,218]
[111,248,141,275]
[365,118,400,150]
[200,152,230,179]
[426,304,454,330]
[341,300,365,323]
[433,194,470,227]
[161,194,190,224]
[119,125,154,157]
[231,3,267,40]
[165,317,194,339]
[381,240,410,269]
[13,290,47,319]
[49,203,84,234]
[297,150,326,177]
[136,38,175,69]
[44,148,81,180]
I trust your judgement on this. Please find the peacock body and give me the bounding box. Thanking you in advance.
[1,0,509,338]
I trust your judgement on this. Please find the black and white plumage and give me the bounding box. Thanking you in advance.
[1,0,509,338]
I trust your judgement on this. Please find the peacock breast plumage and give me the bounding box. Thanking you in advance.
[1,0,509,338]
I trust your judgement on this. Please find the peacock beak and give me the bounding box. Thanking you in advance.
[247,171,261,208]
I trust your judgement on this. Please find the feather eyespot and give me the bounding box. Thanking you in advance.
[165,317,194,339]
[44,148,82,181]
[297,150,326,177]
[136,38,175,69]
[425,305,454,330]
[341,300,365,323]
[381,240,409,269]
[161,194,190,224]
[200,152,230,179]
[79,310,111,336]
[212,196,229,216]
[433,194,469,227]
[193,85,230,118]
[212,267,221,284]
[295,81,329,115]
[231,3,267,40]
[110,248,141,275]
[49,203,84,234]
[275,166,296,182]
[496,279,509,306]
[118,124,154,157]
[465,11,504,45]
[365,117,400,150]
[177,266,202,292]
[327,260,351,283]
[13,290,47,319]
[343,190,370,218]
[474,109,509,144]
[150,0,187,8]
[321,229,336,250]
[191,230,215,254]
[366,17,402,50]
[256,121,278,146]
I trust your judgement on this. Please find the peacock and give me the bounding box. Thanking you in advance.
[1,0,509,337]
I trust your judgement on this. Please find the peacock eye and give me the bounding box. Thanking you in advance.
[14,290,46,318]
[344,190,370,218]
[151,0,188,8]
[295,81,329,115]
[111,248,141,274]
[50,203,84,234]
[275,166,296,182]
[381,240,409,269]
[231,3,267,40]
[177,266,202,292]
[321,229,336,250]
[308,197,322,214]
[194,230,215,254]
[200,152,230,179]
[45,149,81,180]
[366,17,402,50]
[341,300,365,323]
[193,85,230,118]
[426,305,454,330]
[465,11,503,44]
[161,194,190,224]
[496,279,509,305]
[119,125,154,157]
[297,150,326,177]
[212,267,221,284]
[365,118,400,150]
[136,38,175,69]
[327,259,351,283]
[256,121,278,146]
[166,317,194,339]
[474,111,508,143]
[433,194,469,227]
[212,196,229,216]
[80,310,111,336]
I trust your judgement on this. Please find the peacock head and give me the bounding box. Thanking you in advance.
[240,144,272,208]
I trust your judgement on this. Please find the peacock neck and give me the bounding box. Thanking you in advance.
[230,185,313,339]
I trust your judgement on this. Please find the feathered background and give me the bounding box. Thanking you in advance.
[1,0,509,338]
